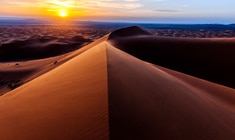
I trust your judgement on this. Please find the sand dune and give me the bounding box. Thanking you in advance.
[108,26,152,40]
[0,26,235,140]
[0,55,66,95]
[0,29,109,95]
[106,43,235,140]
[0,35,91,62]
[108,26,235,89]
[0,42,109,140]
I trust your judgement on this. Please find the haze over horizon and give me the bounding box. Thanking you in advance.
[0,0,235,24]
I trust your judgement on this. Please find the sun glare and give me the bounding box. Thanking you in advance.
[59,9,67,17]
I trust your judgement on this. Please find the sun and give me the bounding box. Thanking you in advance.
[58,9,68,17]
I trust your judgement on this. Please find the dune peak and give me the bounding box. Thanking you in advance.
[1,26,235,140]
[108,26,152,40]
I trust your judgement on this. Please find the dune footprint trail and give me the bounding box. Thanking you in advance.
[0,26,235,140]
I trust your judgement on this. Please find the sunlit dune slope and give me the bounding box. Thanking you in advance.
[0,42,109,140]
[0,35,108,95]
[0,26,235,140]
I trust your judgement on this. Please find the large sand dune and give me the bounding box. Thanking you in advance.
[108,26,235,88]
[0,34,108,95]
[0,41,109,140]
[0,26,235,140]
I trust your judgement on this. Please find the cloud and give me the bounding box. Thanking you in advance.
[76,0,143,10]
[6,0,144,11]
[153,9,181,13]
[2,0,177,18]
[152,0,166,1]
[4,0,46,6]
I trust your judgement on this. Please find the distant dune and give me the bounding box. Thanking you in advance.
[0,26,235,140]
[0,35,91,62]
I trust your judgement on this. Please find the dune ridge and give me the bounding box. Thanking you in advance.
[0,41,109,140]
[0,35,109,95]
[106,43,235,140]
[108,26,152,40]
[0,26,235,140]
[108,26,235,89]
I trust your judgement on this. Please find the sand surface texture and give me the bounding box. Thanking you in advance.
[0,26,235,140]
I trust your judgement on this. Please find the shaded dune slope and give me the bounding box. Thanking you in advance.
[0,56,64,95]
[0,69,35,94]
[0,27,235,140]
[106,44,235,140]
[0,35,91,62]
[108,26,235,88]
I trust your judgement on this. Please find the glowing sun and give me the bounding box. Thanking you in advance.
[58,9,68,17]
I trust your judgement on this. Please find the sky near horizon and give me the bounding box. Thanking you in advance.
[0,0,235,23]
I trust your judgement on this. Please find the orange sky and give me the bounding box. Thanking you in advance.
[0,0,235,23]
[0,0,143,20]
[0,0,91,19]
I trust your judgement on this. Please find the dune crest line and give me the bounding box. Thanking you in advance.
[0,26,235,140]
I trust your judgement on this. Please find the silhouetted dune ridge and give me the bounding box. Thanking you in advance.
[108,26,152,40]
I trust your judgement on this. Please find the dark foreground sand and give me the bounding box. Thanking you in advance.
[0,26,235,140]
